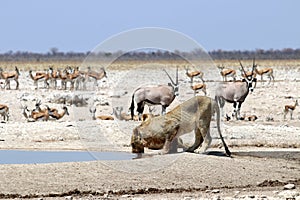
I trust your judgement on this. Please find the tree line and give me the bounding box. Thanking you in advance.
[0,48,299,62]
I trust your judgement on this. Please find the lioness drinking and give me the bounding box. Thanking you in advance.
[131,96,231,156]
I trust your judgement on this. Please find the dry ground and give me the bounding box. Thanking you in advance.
[0,59,299,199]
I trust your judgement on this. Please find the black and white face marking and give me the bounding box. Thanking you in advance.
[245,76,256,92]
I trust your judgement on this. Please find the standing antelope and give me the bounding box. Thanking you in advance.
[215,60,257,120]
[130,67,179,120]
[253,64,274,84]
[0,66,20,90]
[0,104,9,121]
[217,65,236,82]
[86,67,107,87]
[65,66,81,90]
[29,70,50,89]
[48,67,59,89]
[184,66,204,83]
[191,82,207,96]
[284,100,298,120]
[239,67,256,79]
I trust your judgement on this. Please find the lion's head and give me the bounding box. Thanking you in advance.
[131,127,145,153]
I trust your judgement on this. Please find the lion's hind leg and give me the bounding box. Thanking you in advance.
[185,127,203,153]
[194,127,212,154]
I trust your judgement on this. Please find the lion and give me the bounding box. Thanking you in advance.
[131,96,231,156]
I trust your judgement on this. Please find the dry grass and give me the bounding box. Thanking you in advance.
[0,59,300,71]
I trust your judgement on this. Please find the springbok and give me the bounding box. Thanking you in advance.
[239,67,256,79]
[30,106,50,121]
[184,66,204,83]
[215,60,257,120]
[284,100,298,120]
[129,67,179,120]
[86,67,107,87]
[64,66,81,90]
[113,107,138,121]
[89,107,114,120]
[29,70,50,89]
[239,114,258,121]
[0,104,9,121]
[191,82,207,96]
[0,66,20,90]
[48,67,59,89]
[48,106,69,120]
[217,65,236,82]
[253,64,274,84]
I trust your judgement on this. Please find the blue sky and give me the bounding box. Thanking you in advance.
[0,0,299,53]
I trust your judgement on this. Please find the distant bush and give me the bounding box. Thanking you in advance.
[0,48,299,62]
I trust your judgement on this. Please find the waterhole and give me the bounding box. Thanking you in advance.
[0,150,136,164]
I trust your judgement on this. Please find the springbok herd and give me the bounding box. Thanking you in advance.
[0,60,298,124]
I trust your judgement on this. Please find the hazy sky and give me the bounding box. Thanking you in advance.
[0,0,299,53]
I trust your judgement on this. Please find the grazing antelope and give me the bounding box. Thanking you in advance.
[89,107,114,120]
[86,67,107,87]
[284,100,298,120]
[0,104,9,121]
[184,66,204,83]
[48,106,69,120]
[191,82,207,96]
[253,64,274,84]
[129,67,179,120]
[29,70,50,89]
[217,65,236,82]
[215,60,257,120]
[0,66,20,90]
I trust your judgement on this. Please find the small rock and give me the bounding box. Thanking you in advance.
[278,190,299,198]
[248,195,255,198]
[284,183,296,190]
[212,189,220,194]
[65,196,73,200]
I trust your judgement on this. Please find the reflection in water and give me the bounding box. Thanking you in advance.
[0,150,136,164]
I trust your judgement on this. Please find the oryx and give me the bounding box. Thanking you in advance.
[129,67,179,120]
[215,59,257,120]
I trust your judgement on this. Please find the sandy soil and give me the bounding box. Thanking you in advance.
[0,62,300,199]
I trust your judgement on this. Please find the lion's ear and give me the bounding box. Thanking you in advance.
[142,113,151,122]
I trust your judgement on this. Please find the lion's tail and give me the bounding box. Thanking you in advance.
[129,94,135,120]
[213,99,231,157]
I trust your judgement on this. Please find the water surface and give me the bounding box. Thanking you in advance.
[0,150,136,164]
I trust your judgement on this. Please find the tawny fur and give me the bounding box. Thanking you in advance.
[29,70,50,89]
[131,96,231,156]
[0,104,9,121]
[191,83,207,96]
[284,100,298,120]
[0,66,20,89]
[217,65,236,82]
[253,65,274,84]
[184,66,204,83]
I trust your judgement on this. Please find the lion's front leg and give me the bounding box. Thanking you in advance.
[160,127,179,154]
